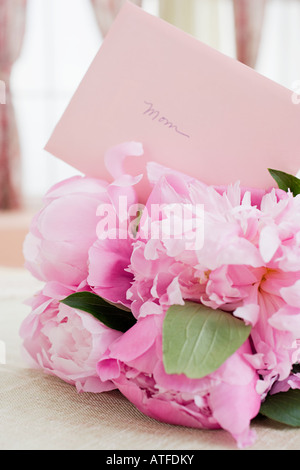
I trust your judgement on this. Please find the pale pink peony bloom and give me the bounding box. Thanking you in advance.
[97,314,261,449]
[23,175,110,288]
[124,165,300,396]
[23,142,143,289]
[21,142,144,391]
[20,284,122,393]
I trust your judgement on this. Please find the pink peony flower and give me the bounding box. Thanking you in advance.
[20,284,122,393]
[124,164,300,395]
[23,175,110,288]
[97,314,261,448]
[21,140,300,443]
[23,142,143,289]
[86,142,144,306]
[21,142,144,393]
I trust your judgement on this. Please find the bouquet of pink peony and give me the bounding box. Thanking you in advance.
[21,142,300,448]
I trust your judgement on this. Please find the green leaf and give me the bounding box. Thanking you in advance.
[260,389,300,427]
[162,301,252,379]
[60,291,136,333]
[268,169,300,195]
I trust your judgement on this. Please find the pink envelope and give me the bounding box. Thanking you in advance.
[45,1,300,202]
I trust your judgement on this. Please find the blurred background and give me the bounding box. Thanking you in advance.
[1,0,300,267]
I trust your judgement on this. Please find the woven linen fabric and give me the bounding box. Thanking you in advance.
[0,266,300,450]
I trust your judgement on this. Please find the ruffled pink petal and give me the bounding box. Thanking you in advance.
[280,280,300,307]
[88,237,133,306]
[209,381,260,449]
[105,315,158,363]
[268,305,300,335]
[45,175,108,199]
[259,224,281,263]
[104,142,144,180]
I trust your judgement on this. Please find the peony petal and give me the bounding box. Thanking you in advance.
[105,315,158,363]
[45,175,108,199]
[97,358,121,382]
[280,280,300,307]
[268,306,300,335]
[104,142,144,179]
[259,225,281,263]
[209,381,260,448]
[88,237,133,306]
[234,303,260,326]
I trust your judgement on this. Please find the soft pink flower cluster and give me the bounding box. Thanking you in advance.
[21,143,300,449]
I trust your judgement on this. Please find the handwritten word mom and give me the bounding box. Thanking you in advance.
[143,101,190,138]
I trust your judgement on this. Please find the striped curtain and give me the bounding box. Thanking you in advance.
[233,0,267,68]
[90,0,142,38]
[159,0,221,49]
[159,0,267,69]
[0,0,27,210]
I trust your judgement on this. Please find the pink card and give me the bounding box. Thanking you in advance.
[45,1,300,201]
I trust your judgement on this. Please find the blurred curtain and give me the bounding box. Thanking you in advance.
[159,0,267,68]
[0,0,27,210]
[159,0,198,36]
[159,0,220,50]
[233,0,267,68]
[90,0,142,38]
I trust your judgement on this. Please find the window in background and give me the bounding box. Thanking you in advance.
[11,0,103,208]
[10,0,160,208]
[10,0,300,208]
[256,0,300,89]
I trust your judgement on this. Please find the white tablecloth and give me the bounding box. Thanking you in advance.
[0,267,299,450]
